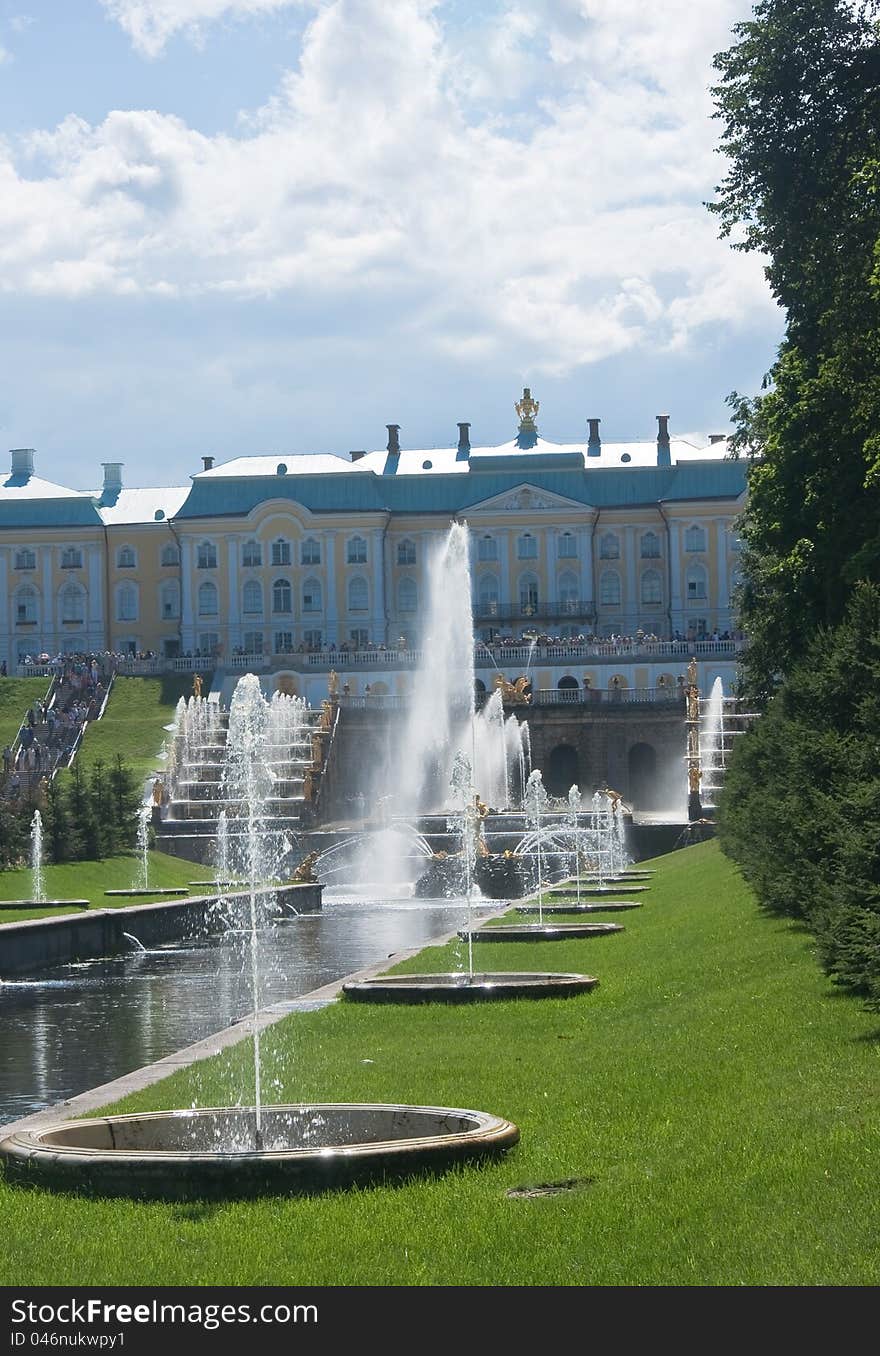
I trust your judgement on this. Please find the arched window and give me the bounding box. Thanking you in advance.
[117,583,138,622]
[271,537,291,567]
[197,581,218,616]
[397,539,416,566]
[686,564,708,600]
[558,570,579,607]
[347,536,367,564]
[60,583,84,622]
[14,548,36,570]
[61,547,82,569]
[302,578,322,613]
[242,539,262,567]
[599,570,621,606]
[558,532,577,559]
[398,577,418,613]
[685,524,707,553]
[197,540,217,569]
[272,578,292,614]
[478,535,498,561]
[599,533,620,560]
[242,580,263,615]
[301,538,321,566]
[517,533,538,559]
[640,531,660,559]
[160,580,180,620]
[116,545,136,569]
[160,542,180,566]
[477,574,499,615]
[641,569,662,605]
[348,576,368,612]
[519,573,539,614]
[15,585,37,623]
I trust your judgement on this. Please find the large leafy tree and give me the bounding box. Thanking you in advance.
[710,0,880,696]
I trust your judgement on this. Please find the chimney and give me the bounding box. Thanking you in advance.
[10,449,34,479]
[102,462,123,494]
[587,417,601,458]
[656,414,671,468]
[349,450,366,462]
[709,434,726,445]
[456,422,471,461]
[202,455,214,471]
[386,424,400,454]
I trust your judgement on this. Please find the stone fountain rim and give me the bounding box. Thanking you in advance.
[0,1102,518,1163]
[342,971,599,1002]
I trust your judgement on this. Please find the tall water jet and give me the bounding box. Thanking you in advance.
[699,677,725,804]
[30,809,45,903]
[135,804,151,890]
[395,523,476,814]
[473,690,508,810]
[221,674,280,1150]
[449,750,477,978]
[524,769,549,922]
[567,785,582,907]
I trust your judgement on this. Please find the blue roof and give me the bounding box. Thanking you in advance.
[0,497,103,529]
[173,459,748,520]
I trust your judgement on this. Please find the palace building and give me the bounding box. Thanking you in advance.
[0,391,747,712]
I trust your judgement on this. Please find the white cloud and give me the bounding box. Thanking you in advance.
[0,0,776,379]
[100,0,303,58]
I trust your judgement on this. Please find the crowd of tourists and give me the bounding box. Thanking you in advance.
[2,654,109,798]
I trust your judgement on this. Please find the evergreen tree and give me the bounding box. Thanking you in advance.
[66,761,99,861]
[109,754,139,850]
[44,775,71,864]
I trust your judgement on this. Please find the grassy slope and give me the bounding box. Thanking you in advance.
[0,678,51,752]
[1,839,878,1286]
[0,852,200,919]
[72,674,198,782]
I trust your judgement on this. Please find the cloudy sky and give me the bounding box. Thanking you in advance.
[0,0,780,489]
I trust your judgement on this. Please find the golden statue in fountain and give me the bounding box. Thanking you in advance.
[492,673,532,705]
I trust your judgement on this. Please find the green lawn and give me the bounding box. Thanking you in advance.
[0,851,200,920]
[0,677,51,753]
[1,839,878,1286]
[73,674,203,782]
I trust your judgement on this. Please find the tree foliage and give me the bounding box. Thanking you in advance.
[710,0,880,697]
[718,584,880,1005]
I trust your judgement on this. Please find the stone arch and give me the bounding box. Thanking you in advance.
[546,743,580,796]
[275,673,299,696]
[628,742,657,808]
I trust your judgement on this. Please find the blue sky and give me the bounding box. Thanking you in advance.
[0,0,780,489]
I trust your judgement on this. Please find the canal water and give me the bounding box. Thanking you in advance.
[0,895,494,1124]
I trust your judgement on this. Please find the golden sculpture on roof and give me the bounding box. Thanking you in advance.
[515,387,539,430]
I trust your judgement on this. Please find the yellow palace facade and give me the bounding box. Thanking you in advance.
[0,394,747,701]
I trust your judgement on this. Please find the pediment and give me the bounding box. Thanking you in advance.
[466,483,595,515]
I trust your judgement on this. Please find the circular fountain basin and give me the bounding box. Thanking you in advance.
[0,1103,519,1199]
[578,884,648,896]
[342,972,599,1003]
[0,899,89,910]
[104,888,190,897]
[517,901,641,915]
[458,923,624,942]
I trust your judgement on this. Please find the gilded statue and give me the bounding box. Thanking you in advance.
[192,673,202,699]
[310,731,324,767]
[492,673,532,705]
[292,851,319,884]
[515,387,539,430]
[687,658,698,688]
[688,764,702,792]
[328,669,339,697]
[319,699,333,731]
